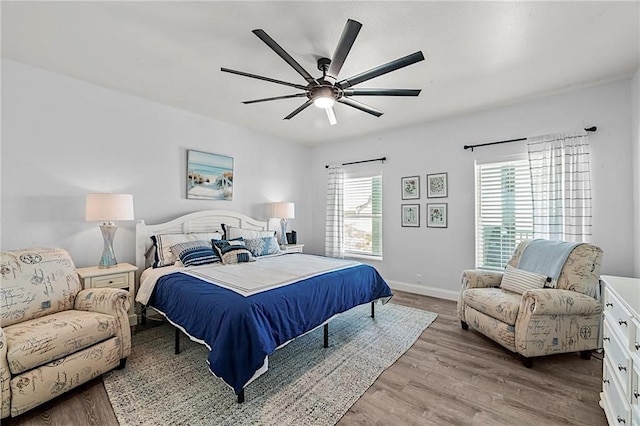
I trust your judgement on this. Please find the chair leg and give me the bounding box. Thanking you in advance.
[580,350,592,360]
[115,358,127,370]
[461,321,469,330]
[522,356,533,368]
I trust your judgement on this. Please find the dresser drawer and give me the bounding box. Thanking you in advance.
[633,405,640,426]
[90,272,130,289]
[604,320,632,392]
[632,363,640,407]
[605,288,633,345]
[603,359,631,425]
[632,319,640,360]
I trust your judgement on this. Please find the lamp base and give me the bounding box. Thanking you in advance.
[98,223,118,268]
[280,219,288,246]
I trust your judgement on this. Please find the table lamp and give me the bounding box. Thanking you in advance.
[85,193,134,268]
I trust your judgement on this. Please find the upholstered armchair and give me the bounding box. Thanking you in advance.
[0,247,131,418]
[457,240,603,367]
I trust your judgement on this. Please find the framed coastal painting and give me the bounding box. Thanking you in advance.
[401,176,420,200]
[401,204,420,227]
[187,150,234,200]
[426,203,447,228]
[427,172,448,198]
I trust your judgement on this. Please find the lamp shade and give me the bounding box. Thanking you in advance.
[272,202,295,219]
[85,193,135,222]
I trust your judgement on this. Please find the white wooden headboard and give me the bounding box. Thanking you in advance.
[135,210,269,273]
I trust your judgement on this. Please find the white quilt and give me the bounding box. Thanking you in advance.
[136,254,360,304]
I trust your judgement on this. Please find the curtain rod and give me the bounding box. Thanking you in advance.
[325,156,387,169]
[463,126,597,152]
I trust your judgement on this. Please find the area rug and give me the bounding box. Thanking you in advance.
[104,303,437,426]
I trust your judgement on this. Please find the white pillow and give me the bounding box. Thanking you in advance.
[500,264,549,294]
[223,224,275,240]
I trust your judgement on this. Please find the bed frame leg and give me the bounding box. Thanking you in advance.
[175,328,180,354]
[323,323,329,348]
[371,301,375,319]
[141,305,147,325]
[237,389,245,403]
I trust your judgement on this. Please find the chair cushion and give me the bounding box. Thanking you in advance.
[4,310,118,375]
[463,288,522,326]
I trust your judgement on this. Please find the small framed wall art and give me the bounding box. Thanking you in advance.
[401,176,420,200]
[427,172,448,198]
[426,203,448,228]
[187,150,234,200]
[401,204,420,227]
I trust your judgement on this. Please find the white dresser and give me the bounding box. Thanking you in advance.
[601,275,640,425]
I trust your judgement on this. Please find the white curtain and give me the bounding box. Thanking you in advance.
[527,130,592,242]
[325,167,344,258]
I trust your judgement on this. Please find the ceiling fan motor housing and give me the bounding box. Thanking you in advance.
[317,57,331,72]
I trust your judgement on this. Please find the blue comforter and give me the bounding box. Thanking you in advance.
[148,262,392,395]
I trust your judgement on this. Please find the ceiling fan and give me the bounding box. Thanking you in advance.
[221,19,424,125]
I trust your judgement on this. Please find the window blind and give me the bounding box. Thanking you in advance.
[344,172,383,258]
[476,159,533,269]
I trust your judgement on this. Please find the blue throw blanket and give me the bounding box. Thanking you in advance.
[517,239,581,281]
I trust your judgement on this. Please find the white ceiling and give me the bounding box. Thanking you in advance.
[2,1,639,146]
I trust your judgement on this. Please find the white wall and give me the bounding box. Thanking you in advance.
[309,79,635,299]
[2,58,636,295]
[633,68,640,278]
[1,59,312,267]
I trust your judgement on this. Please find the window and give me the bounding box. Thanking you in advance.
[343,172,383,258]
[476,158,533,269]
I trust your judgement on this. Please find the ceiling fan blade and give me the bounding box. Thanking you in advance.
[327,19,362,80]
[284,100,313,120]
[252,29,317,84]
[221,67,308,90]
[243,93,308,104]
[343,88,422,96]
[337,51,425,89]
[338,98,383,117]
[325,106,337,125]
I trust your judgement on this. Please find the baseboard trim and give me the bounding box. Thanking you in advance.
[386,280,459,301]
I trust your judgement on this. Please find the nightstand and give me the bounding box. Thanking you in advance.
[280,244,304,254]
[77,263,139,326]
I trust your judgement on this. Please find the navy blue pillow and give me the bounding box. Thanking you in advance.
[212,239,254,264]
[169,240,220,267]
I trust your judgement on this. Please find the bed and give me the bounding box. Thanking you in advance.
[134,210,393,403]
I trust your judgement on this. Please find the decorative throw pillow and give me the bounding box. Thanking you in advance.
[151,232,222,268]
[212,239,255,264]
[500,264,550,294]
[151,234,192,268]
[222,224,276,241]
[244,236,281,257]
[169,240,220,267]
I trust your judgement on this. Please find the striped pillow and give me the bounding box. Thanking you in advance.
[169,240,220,267]
[500,264,549,294]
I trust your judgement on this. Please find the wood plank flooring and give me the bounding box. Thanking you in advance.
[5,291,607,425]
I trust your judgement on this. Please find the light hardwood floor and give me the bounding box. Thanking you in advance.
[5,291,607,426]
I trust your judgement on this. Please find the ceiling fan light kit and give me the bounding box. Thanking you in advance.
[312,86,336,109]
[221,19,425,125]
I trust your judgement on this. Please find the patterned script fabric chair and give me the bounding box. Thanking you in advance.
[457,240,603,367]
[0,247,131,418]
